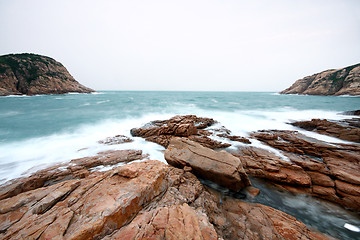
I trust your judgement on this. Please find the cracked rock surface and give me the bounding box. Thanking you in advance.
[0,156,332,239]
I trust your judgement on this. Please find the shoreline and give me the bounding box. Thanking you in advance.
[1,113,359,239]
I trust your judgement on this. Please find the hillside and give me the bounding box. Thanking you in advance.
[0,53,94,96]
[280,63,360,96]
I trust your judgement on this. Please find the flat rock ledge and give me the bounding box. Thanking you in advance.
[165,137,251,191]
[0,158,332,240]
[232,130,360,212]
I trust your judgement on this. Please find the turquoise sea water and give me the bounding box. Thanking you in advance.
[0,91,359,239]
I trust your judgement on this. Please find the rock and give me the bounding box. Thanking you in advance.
[280,63,360,96]
[245,186,260,197]
[0,53,94,96]
[234,130,360,212]
[165,137,251,191]
[0,156,334,240]
[105,203,218,240]
[291,118,360,143]
[0,149,145,201]
[98,135,133,145]
[217,133,251,144]
[0,160,168,239]
[342,109,360,116]
[130,115,245,149]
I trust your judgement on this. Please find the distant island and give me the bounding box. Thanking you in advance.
[0,53,94,96]
[280,63,360,96]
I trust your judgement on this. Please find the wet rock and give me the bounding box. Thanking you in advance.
[165,137,251,191]
[98,135,133,145]
[217,133,251,144]
[245,186,260,198]
[130,115,248,149]
[0,157,333,240]
[235,130,360,212]
[0,149,145,201]
[342,109,360,116]
[0,160,168,239]
[291,119,360,143]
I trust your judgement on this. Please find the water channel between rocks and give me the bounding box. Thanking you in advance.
[200,177,360,240]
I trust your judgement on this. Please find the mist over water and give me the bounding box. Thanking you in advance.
[0,91,359,239]
[0,91,359,183]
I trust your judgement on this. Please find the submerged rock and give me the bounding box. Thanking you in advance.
[0,53,94,96]
[165,137,251,191]
[98,135,133,145]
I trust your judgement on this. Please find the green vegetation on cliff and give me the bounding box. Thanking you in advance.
[0,53,94,96]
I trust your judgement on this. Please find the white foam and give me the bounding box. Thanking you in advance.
[0,114,171,185]
[344,223,360,232]
[0,106,355,185]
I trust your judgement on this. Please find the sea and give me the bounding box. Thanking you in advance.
[0,91,359,239]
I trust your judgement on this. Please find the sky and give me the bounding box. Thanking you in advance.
[0,0,359,91]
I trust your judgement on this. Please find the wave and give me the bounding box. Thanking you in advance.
[0,106,353,185]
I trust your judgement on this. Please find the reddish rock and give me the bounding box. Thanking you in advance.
[239,129,360,212]
[130,115,248,149]
[291,119,360,143]
[307,171,334,187]
[165,138,250,191]
[0,149,145,201]
[0,156,333,240]
[245,186,260,197]
[0,160,168,240]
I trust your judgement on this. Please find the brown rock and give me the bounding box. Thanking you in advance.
[0,53,94,96]
[130,115,242,149]
[0,160,168,239]
[0,156,333,240]
[307,171,334,187]
[235,129,360,212]
[291,119,360,143]
[280,63,360,96]
[165,138,251,191]
[107,203,218,240]
[0,149,145,201]
[245,186,260,197]
[335,180,360,196]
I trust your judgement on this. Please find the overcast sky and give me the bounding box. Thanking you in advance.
[0,0,359,91]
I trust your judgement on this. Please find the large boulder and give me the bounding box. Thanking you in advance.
[165,137,251,191]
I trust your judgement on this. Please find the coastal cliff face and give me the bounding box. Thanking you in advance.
[0,53,94,96]
[280,63,360,96]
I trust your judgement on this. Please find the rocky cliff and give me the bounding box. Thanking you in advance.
[280,63,360,96]
[0,53,94,96]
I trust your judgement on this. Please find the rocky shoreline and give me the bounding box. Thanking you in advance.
[1,114,359,239]
[280,63,360,96]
